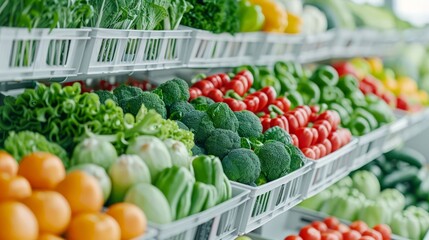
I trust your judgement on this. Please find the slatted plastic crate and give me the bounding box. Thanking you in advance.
[352,125,389,169]
[402,108,429,141]
[80,29,192,75]
[183,27,263,68]
[300,30,335,63]
[232,162,313,234]
[256,33,303,65]
[0,27,90,81]
[383,116,408,152]
[303,139,358,198]
[146,186,249,240]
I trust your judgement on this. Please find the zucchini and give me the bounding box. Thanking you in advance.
[375,155,395,174]
[417,178,429,201]
[381,166,419,188]
[394,182,410,195]
[384,148,425,168]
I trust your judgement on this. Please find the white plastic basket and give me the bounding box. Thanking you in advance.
[138,228,159,240]
[303,139,358,198]
[232,162,313,234]
[0,27,90,81]
[402,108,429,141]
[383,116,408,152]
[352,125,389,169]
[300,30,335,63]
[145,186,249,240]
[256,33,304,65]
[80,28,192,75]
[183,27,263,68]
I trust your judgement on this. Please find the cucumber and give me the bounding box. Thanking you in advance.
[384,148,425,168]
[381,166,419,188]
[417,178,429,201]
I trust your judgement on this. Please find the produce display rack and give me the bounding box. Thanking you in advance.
[1,26,429,83]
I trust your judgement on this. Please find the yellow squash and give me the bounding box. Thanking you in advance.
[248,0,288,33]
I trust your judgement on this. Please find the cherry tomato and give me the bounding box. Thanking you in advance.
[328,132,343,152]
[189,87,202,101]
[296,127,314,149]
[322,139,332,154]
[321,233,340,240]
[205,75,223,88]
[299,226,321,240]
[261,86,277,104]
[311,221,328,232]
[324,217,340,230]
[218,73,231,86]
[310,128,319,145]
[332,224,349,234]
[349,221,368,234]
[302,147,316,159]
[193,80,215,96]
[291,134,299,147]
[373,224,391,240]
[234,75,249,92]
[317,144,327,158]
[359,237,375,240]
[343,230,361,240]
[252,92,269,111]
[285,235,303,240]
[362,230,382,240]
[310,145,321,159]
[207,89,224,102]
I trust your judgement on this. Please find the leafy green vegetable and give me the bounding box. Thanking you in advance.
[3,131,69,167]
[164,0,193,30]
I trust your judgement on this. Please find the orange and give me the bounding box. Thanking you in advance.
[106,203,147,240]
[0,174,32,201]
[18,152,65,190]
[55,171,103,215]
[0,201,38,240]
[0,150,18,177]
[37,233,65,240]
[22,191,71,235]
[66,212,121,240]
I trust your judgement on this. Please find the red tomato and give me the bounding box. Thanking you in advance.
[299,226,321,240]
[207,89,224,102]
[285,235,303,240]
[359,237,375,240]
[349,221,368,234]
[291,134,299,147]
[324,230,343,240]
[324,217,340,229]
[332,224,349,233]
[322,139,332,154]
[362,230,382,240]
[322,233,340,240]
[317,144,327,158]
[310,145,321,159]
[343,230,361,240]
[373,224,391,240]
[302,148,316,159]
[311,221,328,232]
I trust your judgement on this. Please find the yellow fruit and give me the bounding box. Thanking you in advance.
[37,233,65,240]
[0,174,32,202]
[248,0,288,33]
[0,201,39,240]
[284,12,302,34]
[106,203,147,240]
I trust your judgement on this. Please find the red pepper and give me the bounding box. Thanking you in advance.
[310,128,319,145]
[337,128,352,146]
[233,75,249,93]
[317,111,338,131]
[236,70,254,88]
[295,127,313,149]
[270,118,285,129]
[237,100,247,111]
[310,105,320,114]
[314,119,332,134]
[332,62,359,79]
[205,75,223,88]
[302,148,316,159]
[189,87,202,101]
[291,134,299,147]
[317,144,327,158]
[261,86,277,104]
[244,95,260,112]
[251,92,269,112]
[310,145,321,159]
[225,80,246,96]
[277,97,291,112]
[361,76,382,96]
[193,80,215,96]
[290,110,306,128]
[396,95,410,111]
[313,123,329,143]
[207,89,224,102]
[261,117,272,132]
[284,113,299,134]
[331,111,341,130]
[224,98,245,111]
[295,108,310,127]
[218,73,231,86]
[328,132,342,152]
[296,105,312,116]
[279,115,289,132]
[272,99,285,111]
[322,139,332,155]
[310,113,319,122]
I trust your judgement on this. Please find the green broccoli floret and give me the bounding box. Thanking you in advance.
[175,121,189,131]
[191,145,206,156]
[118,92,167,118]
[263,126,292,145]
[222,148,261,185]
[205,129,240,159]
[181,110,215,144]
[234,110,262,138]
[154,78,190,107]
[94,90,118,104]
[113,84,143,100]
[255,141,291,182]
[241,137,263,150]
[284,144,306,172]
[190,96,215,111]
[168,101,195,120]
[207,103,239,132]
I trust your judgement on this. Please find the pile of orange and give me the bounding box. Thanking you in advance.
[0,150,147,240]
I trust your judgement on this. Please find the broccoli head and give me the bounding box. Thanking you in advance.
[191,144,206,156]
[113,84,143,100]
[190,96,215,111]
[168,101,195,120]
[284,144,306,172]
[205,129,240,159]
[255,141,291,182]
[234,110,262,138]
[154,78,190,107]
[181,110,215,144]
[94,90,118,104]
[263,126,293,145]
[207,102,239,132]
[222,148,261,185]
[118,91,167,118]
[175,121,189,131]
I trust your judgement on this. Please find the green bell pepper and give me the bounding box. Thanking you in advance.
[358,200,391,227]
[331,189,366,221]
[347,91,367,108]
[330,103,350,126]
[352,170,380,200]
[365,99,395,125]
[334,87,345,99]
[379,188,405,213]
[297,81,320,105]
[405,206,429,239]
[287,91,305,108]
[274,61,304,80]
[391,211,421,239]
[299,189,331,211]
[238,0,265,32]
[348,117,371,136]
[321,86,337,103]
[310,65,339,87]
[192,155,232,203]
[155,166,195,220]
[276,71,298,93]
[353,108,378,130]
[319,187,350,215]
[339,98,354,114]
[337,75,359,94]
[256,67,281,93]
[189,182,218,215]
